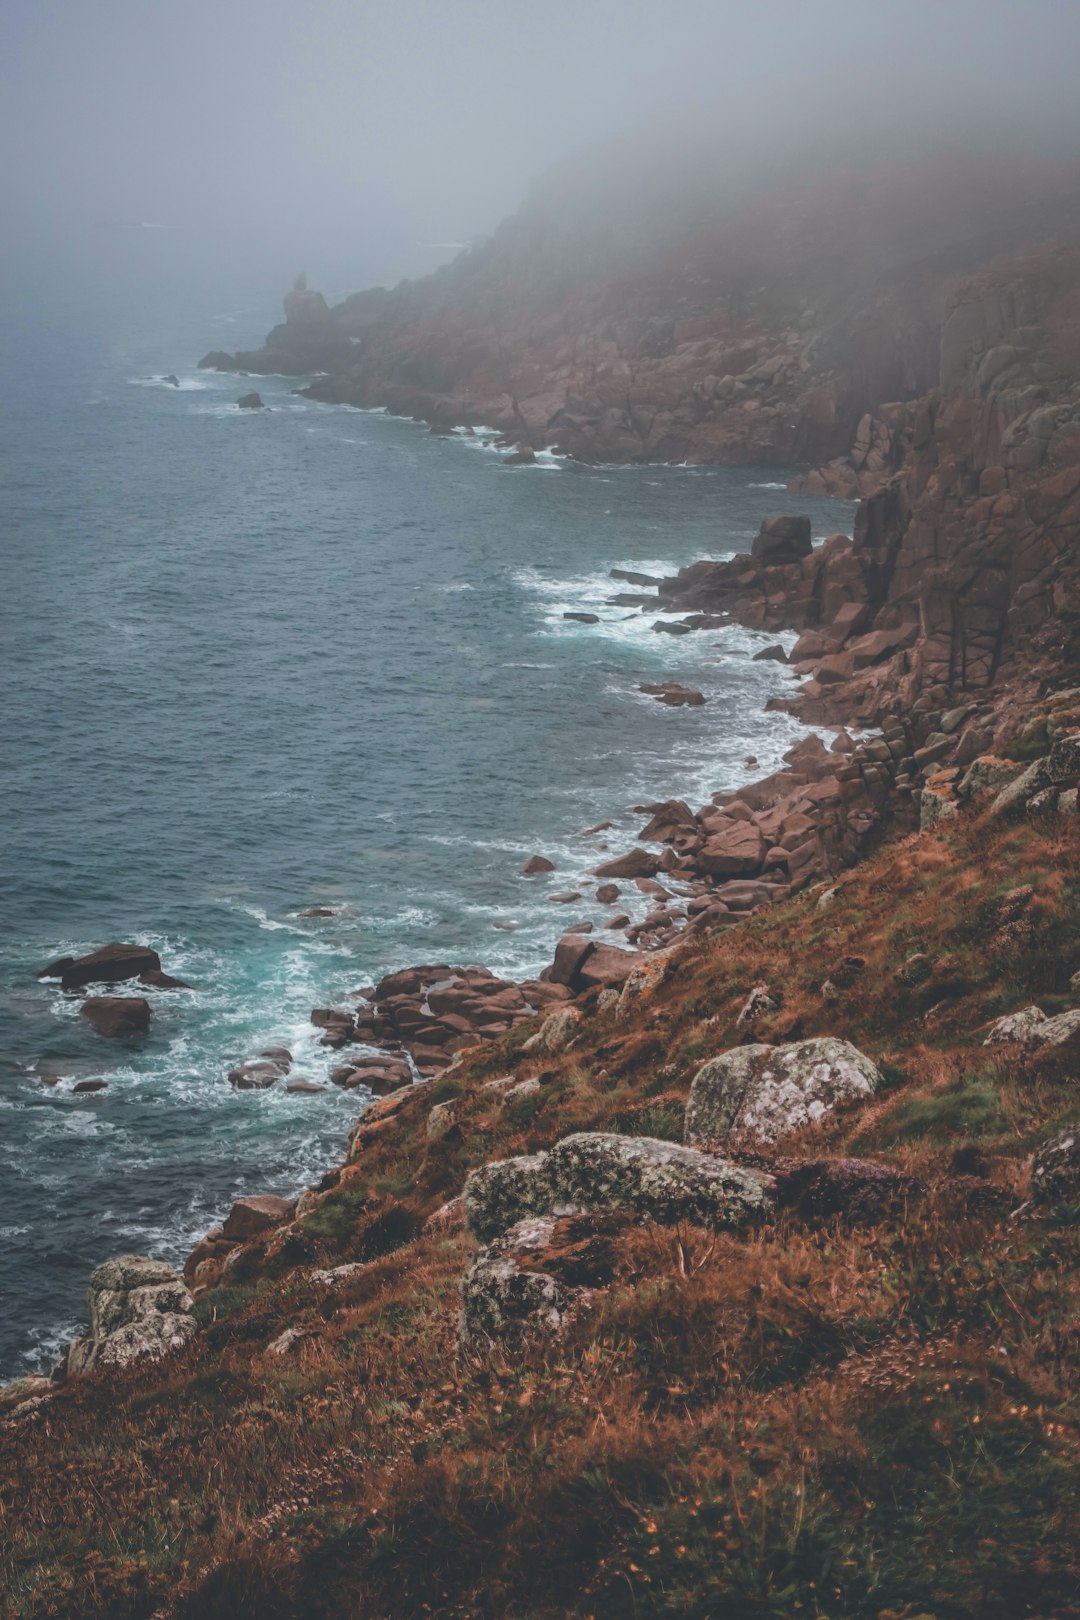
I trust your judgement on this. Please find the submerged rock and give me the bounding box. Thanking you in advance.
[685,1037,882,1148]
[65,1255,195,1376]
[80,996,151,1038]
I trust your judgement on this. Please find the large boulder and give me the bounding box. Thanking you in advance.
[65,1255,195,1376]
[547,1134,774,1228]
[464,1154,555,1242]
[984,1006,1080,1049]
[697,822,766,878]
[1030,1128,1080,1204]
[751,515,812,566]
[685,1037,882,1148]
[36,944,161,991]
[80,996,151,1038]
[592,848,661,880]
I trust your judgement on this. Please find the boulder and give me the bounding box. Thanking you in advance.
[521,854,555,875]
[593,848,661,880]
[462,1214,619,1341]
[237,392,264,409]
[547,1134,774,1229]
[464,1153,556,1242]
[79,996,150,1038]
[36,943,161,991]
[574,944,639,990]
[563,611,599,624]
[639,682,706,707]
[752,644,788,663]
[65,1256,195,1377]
[228,1060,285,1089]
[984,1006,1080,1048]
[547,932,597,988]
[522,1007,581,1054]
[73,1079,108,1094]
[775,1158,923,1224]
[222,1195,295,1241]
[697,822,766,878]
[0,1374,54,1417]
[685,1037,882,1148]
[1030,1129,1080,1204]
[751,514,812,565]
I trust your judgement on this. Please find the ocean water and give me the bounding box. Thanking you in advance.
[0,280,854,1378]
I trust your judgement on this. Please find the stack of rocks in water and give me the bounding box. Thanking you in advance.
[310,964,575,1081]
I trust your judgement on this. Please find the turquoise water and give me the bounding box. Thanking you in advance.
[0,282,854,1377]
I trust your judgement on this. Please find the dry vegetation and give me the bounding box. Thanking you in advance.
[2,812,1079,1619]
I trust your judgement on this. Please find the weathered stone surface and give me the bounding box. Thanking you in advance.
[1030,1128,1080,1204]
[547,1134,774,1228]
[751,515,812,566]
[221,1194,294,1241]
[521,854,555,875]
[0,1374,54,1416]
[79,996,151,1038]
[685,1037,882,1148]
[988,759,1051,818]
[984,1005,1080,1048]
[957,756,1026,803]
[464,1154,556,1241]
[65,1255,195,1377]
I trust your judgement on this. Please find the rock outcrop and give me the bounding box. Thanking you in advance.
[79,996,151,1038]
[64,1256,196,1376]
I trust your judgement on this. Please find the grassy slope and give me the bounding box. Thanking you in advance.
[2,812,1079,1620]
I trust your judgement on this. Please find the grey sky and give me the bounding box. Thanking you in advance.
[4,0,1080,292]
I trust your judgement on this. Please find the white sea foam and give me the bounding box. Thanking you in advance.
[129,374,210,392]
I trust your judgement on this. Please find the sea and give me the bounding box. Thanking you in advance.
[0,246,854,1378]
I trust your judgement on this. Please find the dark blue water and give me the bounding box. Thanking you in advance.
[0,276,854,1377]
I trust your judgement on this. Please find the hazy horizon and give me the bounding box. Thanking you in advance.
[4,0,1080,309]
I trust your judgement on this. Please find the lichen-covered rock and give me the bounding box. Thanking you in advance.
[1047,733,1080,785]
[461,1213,621,1341]
[522,1007,581,1053]
[956,755,1026,804]
[463,1153,556,1241]
[983,1005,1050,1046]
[548,1133,773,1227]
[920,786,959,831]
[65,1255,196,1377]
[0,1374,53,1417]
[684,1037,882,1148]
[988,758,1051,818]
[616,950,675,1019]
[1030,1129,1080,1204]
[984,1006,1080,1048]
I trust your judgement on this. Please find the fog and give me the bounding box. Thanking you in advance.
[3,0,1080,304]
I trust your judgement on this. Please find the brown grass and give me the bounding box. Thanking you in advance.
[2,811,1079,1618]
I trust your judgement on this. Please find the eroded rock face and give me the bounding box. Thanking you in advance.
[1030,1129,1080,1204]
[685,1037,882,1148]
[65,1255,196,1376]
